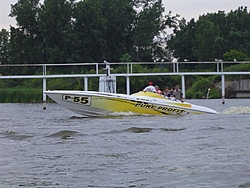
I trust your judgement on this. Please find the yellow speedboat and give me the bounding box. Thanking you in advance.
[45,90,217,117]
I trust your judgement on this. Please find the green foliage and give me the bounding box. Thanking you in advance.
[1,0,250,71]
[224,62,250,72]
[2,0,175,64]
[8,0,43,64]
[223,49,247,61]
[0,29,10,64]
[185,90,192,99]
[47,78,84,90]
[223,62,250,80]
[21,79,42,88]
[120,53,132,62]
[88,77,99,91]
[39,0,76,63]
[209,88,221,99]
[168,6,250,64]
[0,88,42,103]
[193,19,220,61]
[132,0,166,61]
[194,91,203,99]
[167,19,196,62]
[186,77,210,98]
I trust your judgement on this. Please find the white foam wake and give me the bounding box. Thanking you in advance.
[222,106,250,114]
[108,111,149,117]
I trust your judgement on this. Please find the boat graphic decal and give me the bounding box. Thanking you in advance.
[134,102,184,114]
[62,95,91,105]
[104,98,185,114]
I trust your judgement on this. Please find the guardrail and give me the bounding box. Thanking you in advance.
[1,61,250,107]
[0,61,250,76]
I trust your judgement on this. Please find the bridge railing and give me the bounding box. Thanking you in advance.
[1,61,250,106]
[1,61,250,76]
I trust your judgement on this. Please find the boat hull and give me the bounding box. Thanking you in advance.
[44,91,217,117]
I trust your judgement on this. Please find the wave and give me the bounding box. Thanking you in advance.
[125,127,153,133]
[161,127,186,132]
[1,130,34,140]
[47,130,79,139]
[124,127,186,133]
[222,106,250,114]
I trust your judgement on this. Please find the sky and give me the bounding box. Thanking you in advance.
[0,0,249,30]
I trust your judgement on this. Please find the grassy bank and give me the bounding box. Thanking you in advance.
[0,88,43,103]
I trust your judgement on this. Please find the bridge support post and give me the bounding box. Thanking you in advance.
[43,78,46,109]
[126,76,130,95]
[84,77,88,91]
[43,65,47,110]
[221,74,225,104]
[181,75,185,99]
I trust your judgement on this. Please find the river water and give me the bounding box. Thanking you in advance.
[0,99,250,188]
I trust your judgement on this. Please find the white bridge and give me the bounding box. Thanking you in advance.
[1,61,250,108]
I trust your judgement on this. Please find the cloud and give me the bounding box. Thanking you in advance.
[162,0,249,21]
[0,0,17,29]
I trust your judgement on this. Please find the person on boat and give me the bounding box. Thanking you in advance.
[163,86,170,97]
[155,85,163,95]
[143,82,157,93]
[164,86,176,100]
[170,87,175,97]
[173,85,184,102]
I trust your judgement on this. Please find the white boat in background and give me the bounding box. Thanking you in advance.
[44,90,217,117]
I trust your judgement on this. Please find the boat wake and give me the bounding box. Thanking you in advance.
[222,106,250,114]
[108,111,144,117]
[67,111,189,119]
[110,109,190,117]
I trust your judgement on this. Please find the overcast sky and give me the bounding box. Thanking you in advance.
[0,0,249,29]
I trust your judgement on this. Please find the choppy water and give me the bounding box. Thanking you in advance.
[0,99,250,188]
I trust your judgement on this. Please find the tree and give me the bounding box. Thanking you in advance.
[132,0,167,62]
[6,0,177,64]
[0,29,10,64]
[193,18,220,61]
[9,0,43,64]
[167,18,196,62]
[38,0,76,63]
[167,6,250,63]
[101,0,136,62]
[73,0,106,62]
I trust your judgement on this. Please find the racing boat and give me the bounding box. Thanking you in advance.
[44,90,217,117]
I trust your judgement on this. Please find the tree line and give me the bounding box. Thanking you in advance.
[0,0,179,65]
[167,6,250,62]
[0,1,249,66]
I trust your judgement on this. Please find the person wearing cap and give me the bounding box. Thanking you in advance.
[155,85,163,95]
[143,82,157,93]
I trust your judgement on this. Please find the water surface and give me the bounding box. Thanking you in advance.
[0,99,250,187]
